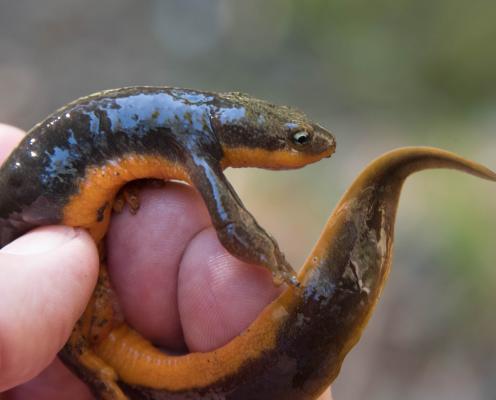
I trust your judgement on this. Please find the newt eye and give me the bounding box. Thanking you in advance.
[292,131,311,145]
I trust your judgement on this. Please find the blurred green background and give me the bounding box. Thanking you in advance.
[1,1,495,399]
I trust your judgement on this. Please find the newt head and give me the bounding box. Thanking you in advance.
[210,91,336,170]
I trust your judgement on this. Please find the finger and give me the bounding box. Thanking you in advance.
[179,227,282,351]
[0,226,99,391]
[107,182,211,350]
[0,123,24,162]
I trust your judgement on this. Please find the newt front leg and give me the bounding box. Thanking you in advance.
[187,154,297,286]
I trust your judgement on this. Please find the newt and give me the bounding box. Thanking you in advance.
[0,87,495,399]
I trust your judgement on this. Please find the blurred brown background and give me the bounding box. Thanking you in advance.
[1,1,495,399]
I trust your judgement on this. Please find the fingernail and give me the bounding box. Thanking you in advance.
[1,226,78,255]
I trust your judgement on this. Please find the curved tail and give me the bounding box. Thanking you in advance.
[292,147,495,395]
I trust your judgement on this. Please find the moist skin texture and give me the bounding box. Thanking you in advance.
[1,87,494,399]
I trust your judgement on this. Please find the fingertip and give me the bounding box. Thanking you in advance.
[178,227,282,352]
[0,226,98,390]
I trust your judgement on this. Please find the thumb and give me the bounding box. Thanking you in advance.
[0,226,98,391]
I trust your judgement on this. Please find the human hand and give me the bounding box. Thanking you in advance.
[0,123,332,399]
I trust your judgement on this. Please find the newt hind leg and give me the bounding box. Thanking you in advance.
[113,179,165,214]
[59,338,125,400]
[59,267,128,400]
